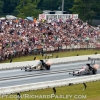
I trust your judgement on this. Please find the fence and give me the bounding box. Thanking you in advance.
[0,43,99,62]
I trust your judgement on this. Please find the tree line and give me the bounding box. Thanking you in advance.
[0,0,100,22]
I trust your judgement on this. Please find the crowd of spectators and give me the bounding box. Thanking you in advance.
[0,18,100,61]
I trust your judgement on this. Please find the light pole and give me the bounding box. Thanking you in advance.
[62,0,64,14]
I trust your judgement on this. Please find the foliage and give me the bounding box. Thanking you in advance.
[38,0,73,13]
[2,0,19,15]
[0,0,100,22]
[38,0,59,10]
[71,0,100,23]
[15,0,41,18]
[0,0,4,14]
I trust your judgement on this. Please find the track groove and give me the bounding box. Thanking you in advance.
[0,68,80,81]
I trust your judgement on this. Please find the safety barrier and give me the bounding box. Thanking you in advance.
[0,74,100,95]
[0,60,40,69]
[48,54,100,64]
[0,54,100,69]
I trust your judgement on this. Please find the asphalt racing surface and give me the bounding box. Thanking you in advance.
[0,61,100,88]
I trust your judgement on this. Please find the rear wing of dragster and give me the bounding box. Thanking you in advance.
[88,57,100,65]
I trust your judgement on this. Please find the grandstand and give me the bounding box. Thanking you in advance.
[0,17,100,61]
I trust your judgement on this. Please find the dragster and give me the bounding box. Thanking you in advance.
[69,63,98,76]
[69,57,100,76]
[21,60,51,71]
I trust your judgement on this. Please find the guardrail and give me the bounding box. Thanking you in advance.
[0,74,100,95]
[0,54,100,69]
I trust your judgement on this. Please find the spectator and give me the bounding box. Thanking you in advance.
[0,18,100,61]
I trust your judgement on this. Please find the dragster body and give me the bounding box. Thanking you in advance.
[69,63,99,76]
[22,60,51,71]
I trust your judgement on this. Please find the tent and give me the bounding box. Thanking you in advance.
[26,17,33,21]
[6,15,17,20]
[0,17,6,20]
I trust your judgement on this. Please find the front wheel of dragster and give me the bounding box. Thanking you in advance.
[25,67,27,71]
[92,68,97,74]
[47,65,50,70]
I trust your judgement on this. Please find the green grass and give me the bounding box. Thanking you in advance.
[0,50,100,100]
[0,81,100,100]
[1,50,100,63]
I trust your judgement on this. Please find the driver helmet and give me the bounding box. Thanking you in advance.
[86,63,90,67]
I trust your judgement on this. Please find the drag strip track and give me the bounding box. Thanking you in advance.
[0,69,81,81]
[0,61,97,78]
[0,61,100,88]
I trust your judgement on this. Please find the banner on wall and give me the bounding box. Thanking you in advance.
[39,14,78,20]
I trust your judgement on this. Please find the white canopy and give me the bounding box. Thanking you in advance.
[6,15,17,20]
[0,17,6,20]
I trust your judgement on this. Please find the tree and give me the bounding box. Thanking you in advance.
[40,0,58,10]
[38,0,73,13]
[15,0,41,18]
[0,0,4,14]
[3,0,19,15]
[71,0,100,23]
[64,0,73,13]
